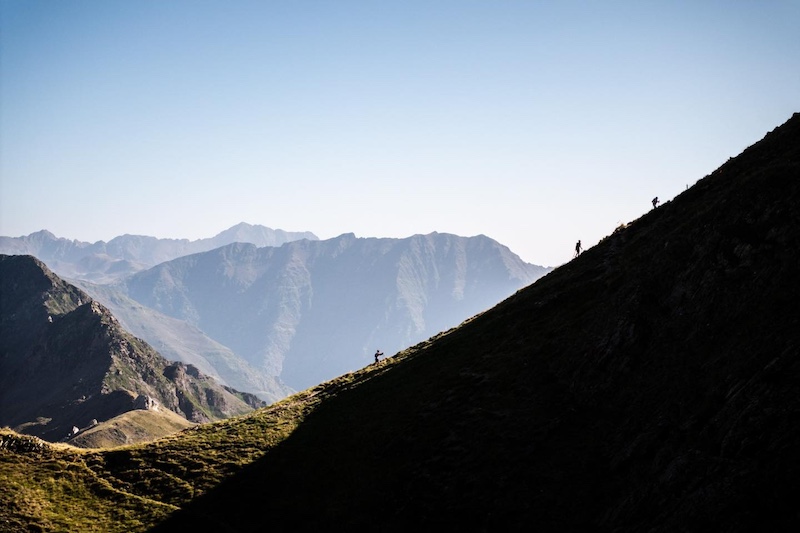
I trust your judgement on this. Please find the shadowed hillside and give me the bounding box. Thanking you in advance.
[148,115,800,531]
[0,113,798,532]
[0,256,265,443]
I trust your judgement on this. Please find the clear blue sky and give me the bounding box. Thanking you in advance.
[2,1,798,266]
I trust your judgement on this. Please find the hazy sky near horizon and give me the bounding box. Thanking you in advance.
[2,1,798,267]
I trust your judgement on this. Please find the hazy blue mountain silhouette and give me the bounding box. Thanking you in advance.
[117,232,550,392]
[0,223,317,282]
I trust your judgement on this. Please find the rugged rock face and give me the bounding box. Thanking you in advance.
[0,255,265,442]
[133,395,159,411]
[117,232,550,391]
[161,361,265,422]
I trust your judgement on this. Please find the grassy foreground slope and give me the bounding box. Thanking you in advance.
[65,409,195,449]
[0,367,391,531]
[0,430,172,532]
[2,113,799,531]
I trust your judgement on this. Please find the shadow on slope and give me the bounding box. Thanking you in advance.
[150,113,800,531]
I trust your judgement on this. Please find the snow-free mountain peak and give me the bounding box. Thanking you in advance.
[0,223,318,282]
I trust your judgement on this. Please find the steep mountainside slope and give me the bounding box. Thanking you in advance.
[117,232,549,392]
[0,223,318,282]
[0,255,264,443]
[0,113,798,532]
[153,113,800,530]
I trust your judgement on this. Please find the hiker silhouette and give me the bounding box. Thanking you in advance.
[574,240,582,257]
[652,197,659,209]
[374,350,384,363]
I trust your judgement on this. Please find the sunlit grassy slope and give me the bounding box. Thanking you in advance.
[1,363,403,531]
[65,409,195,449]
[2,113,799,532]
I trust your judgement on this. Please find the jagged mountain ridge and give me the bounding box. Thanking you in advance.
[115,232,550,391]
[0,113,798,531]
[0,223,318,282]
[0,255,265,443]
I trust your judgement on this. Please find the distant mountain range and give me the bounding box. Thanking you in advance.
[95,232,550,392]
[1,223,550,399]
[0,255,265,443]
[0,222,318,282]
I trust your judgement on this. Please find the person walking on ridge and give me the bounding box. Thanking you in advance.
[574,240,582,257]
[374,350,384,363]
[652,196,659,209]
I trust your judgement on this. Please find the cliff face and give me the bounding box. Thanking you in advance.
[0,255,264,442]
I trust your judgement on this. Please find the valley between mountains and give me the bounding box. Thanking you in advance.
[1,113,799,531]
[1,223,550,442]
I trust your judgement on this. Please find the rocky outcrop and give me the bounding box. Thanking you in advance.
[162,362,266,422]
[133,395,159,411]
